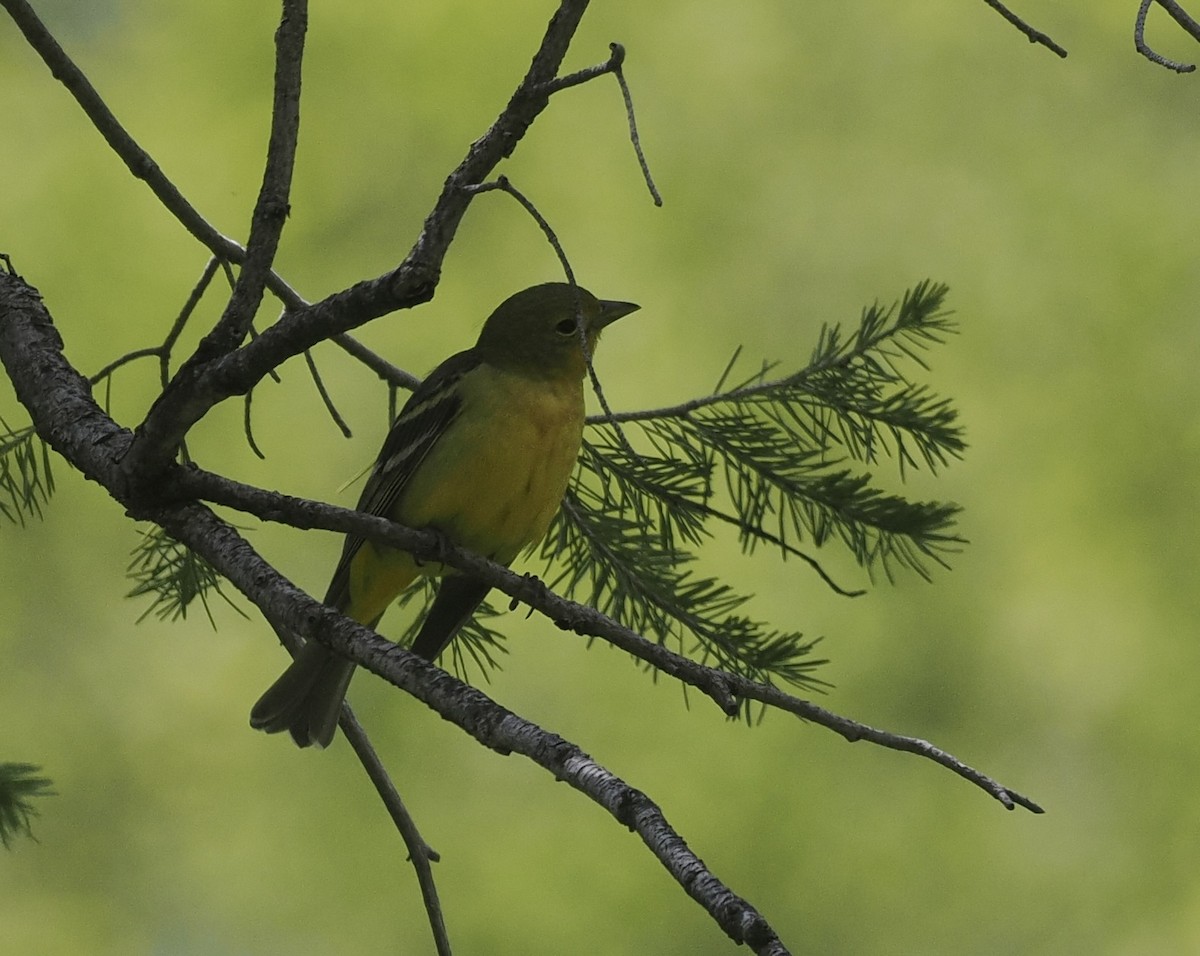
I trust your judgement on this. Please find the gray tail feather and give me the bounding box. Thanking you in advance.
[249,641,356,748]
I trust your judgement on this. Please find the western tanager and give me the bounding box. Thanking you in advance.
[250,282,639,747]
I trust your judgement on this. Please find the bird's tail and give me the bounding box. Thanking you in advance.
[249,641,356,749]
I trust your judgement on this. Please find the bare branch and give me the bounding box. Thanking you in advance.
[127,0,309,475]
[243,611,453,956]
[336,707,452,956]
[610,44,663,206]
[169,462,1038,812]
[1156,0,1200,41]
[978,0,1068,57]
[302,348,352,438]
[530,41,661,204]
[331,333,420,391]
[243,389,266,460]
[88,348,161,388]
[208,0,307,348]
[1136,0,1199,72]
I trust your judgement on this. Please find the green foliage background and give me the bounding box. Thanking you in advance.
[3,2,1199,953]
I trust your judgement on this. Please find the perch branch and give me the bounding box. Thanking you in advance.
[172,464,1041,814]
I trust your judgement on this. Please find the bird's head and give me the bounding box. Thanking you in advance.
[475,282,639,378]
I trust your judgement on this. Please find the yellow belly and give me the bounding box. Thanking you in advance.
[399,365,585,562]
[345,365,584,624]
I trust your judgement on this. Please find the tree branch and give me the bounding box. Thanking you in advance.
[977,0,1068,57]
[338,705,452,956]
[124,0,309,478]
[179,463,1040,813]
[1156,0,1200,41]
[1135,0,1200,71]
[0,0,599,446]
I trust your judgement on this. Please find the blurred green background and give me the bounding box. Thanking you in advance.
[3,2,1199,953]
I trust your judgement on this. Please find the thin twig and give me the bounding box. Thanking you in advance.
[534,41,625,94]
[609,43,663,206]
[977,0,1069,57]
[682,495,865,597]
[243,389,266,460]
[130,0,309,474]
[245,323,283,384]
[1156,0,1200,42]
[333,333,421,390]
[89,348,161,387]
[532,42,661,205]
[161,257,223,390]
[89,258,222,388]
[337,706,453,956]
[588,373,798,426]
[1135,0,1198,71]
[302,349,352,437]
[261,611,453,956]
[464,176,633,452]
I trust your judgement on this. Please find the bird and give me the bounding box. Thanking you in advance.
[249,282,639,747]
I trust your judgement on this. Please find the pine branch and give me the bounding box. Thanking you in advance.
[0,762,55,849]
[545,283,963,693]
[126,525,247,625]
[0,417,55,525]
[546,490,827,695]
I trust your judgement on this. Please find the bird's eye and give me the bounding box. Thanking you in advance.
[555,318,577,336]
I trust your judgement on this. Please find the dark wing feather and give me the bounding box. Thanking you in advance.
[323,348,481,609]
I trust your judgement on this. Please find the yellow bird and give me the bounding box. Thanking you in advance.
[250,282,639,747]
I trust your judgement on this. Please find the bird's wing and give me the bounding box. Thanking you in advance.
[323,348,481,608]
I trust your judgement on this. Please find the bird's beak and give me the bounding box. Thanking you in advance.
[596,298,640,330]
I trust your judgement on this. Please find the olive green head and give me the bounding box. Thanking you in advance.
[474,282,639,378]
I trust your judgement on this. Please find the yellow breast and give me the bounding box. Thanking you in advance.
[395,364,585,567]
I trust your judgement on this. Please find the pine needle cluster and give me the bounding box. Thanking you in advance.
[125,526,245,625]
[529,279,963,693]
[0,763,54,850]
[0,419,54,525]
